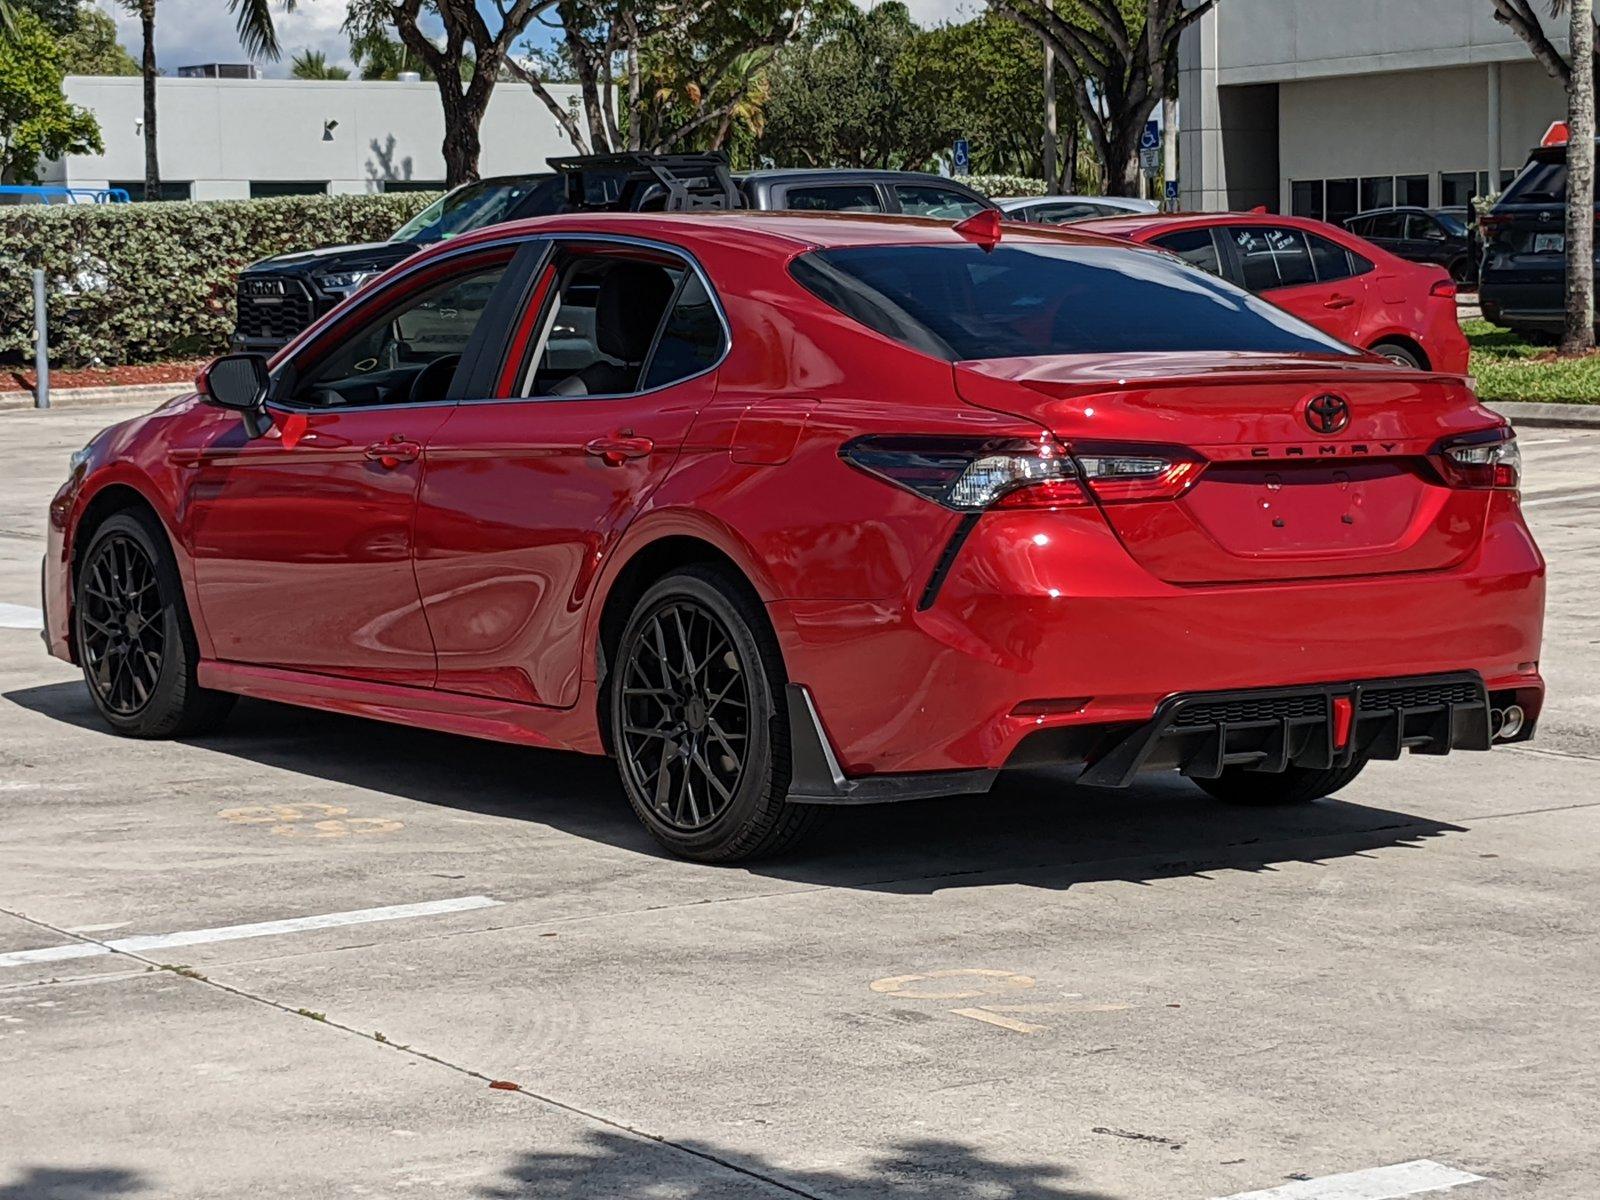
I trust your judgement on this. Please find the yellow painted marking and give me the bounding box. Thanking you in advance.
[869,969,1036,1001]
[272,818,405,839]
[220,803,349,825]
[950,1007,1046,1034]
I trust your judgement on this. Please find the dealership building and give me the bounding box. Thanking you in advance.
[42,75,585,201]
[1178,0,1569,220]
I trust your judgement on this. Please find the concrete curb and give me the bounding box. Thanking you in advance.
[0,382,188,412]
[1484,400,1600,429]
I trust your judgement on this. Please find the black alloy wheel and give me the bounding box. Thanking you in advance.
[74,510,234,738]
[610,566,820,862]
[79,531,166,717]
[619,596,750,833]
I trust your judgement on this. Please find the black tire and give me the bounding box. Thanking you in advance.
[74,509,235,739]
[1370,341,1424,370]
[1192,758,1368,807]
[1448,258,1473,286]
[609,565,820,863]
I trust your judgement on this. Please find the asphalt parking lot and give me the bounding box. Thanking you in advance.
[2,404,1597,1200]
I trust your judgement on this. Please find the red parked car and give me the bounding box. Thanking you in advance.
[45,212,1543,862]
[1074,211,1470,373]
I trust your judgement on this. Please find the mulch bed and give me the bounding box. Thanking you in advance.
[1,360,206,395]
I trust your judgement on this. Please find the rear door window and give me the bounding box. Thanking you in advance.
[640,274,726,391]
[894,185,987,219]
[790,242,1354,361]
[1229,226,1317,292]
[781,184,883,213]
[1365,212,1404,239]
[1306,233,1354,282]
[1150,228,1224,278]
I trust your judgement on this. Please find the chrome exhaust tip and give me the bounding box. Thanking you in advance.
[1493,704,1526,741]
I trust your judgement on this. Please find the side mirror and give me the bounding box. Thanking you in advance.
[197,353,272,437]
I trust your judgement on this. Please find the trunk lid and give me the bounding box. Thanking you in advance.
[955,352,1504,585]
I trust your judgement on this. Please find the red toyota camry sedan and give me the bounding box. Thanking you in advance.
[45,211,1545,862]
[1075,212,1470,374]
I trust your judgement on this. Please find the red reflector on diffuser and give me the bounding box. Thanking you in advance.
[1010,697,1093,717]
[1331,696,1354,749]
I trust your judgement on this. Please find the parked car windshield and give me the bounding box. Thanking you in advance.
[391,178,550,243]
[791,242,1356,361]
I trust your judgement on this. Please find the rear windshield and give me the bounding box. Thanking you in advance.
[1502,158,1565,205]
[791,243,1355,361]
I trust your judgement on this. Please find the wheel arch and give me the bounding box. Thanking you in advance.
[592,528,782,755]
[67,479,194,663]
[1367,333,1430,370]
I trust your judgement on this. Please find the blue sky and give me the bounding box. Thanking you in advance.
[96,0,982,78]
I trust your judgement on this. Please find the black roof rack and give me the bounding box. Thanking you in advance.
[545,152,741,213]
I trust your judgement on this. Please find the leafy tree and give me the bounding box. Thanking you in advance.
[345,0,551,187]
[0,9,102,183]
[987,0,1215,195]
[11,0,77,33]
[291,48,351,78]
[756,2,943,170]
[894,13,1074,179]
[350,25,432,79]
[508,0,814,155]
[58,4,140,75]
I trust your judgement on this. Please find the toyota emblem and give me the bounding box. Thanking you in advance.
[1305,393,1350,435]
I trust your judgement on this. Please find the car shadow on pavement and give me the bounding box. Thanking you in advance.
[0,1167,148,1199]
[477,1130,1121,1199]
[5,683,1465,894]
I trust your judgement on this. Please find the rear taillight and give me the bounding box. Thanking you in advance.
[840,436,1203,511]
[1436,427,1521,490]
[1478,213,1509,243]
[1430,278,1457,299]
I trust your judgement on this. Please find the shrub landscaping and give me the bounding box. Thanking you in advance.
[0,191,440,368]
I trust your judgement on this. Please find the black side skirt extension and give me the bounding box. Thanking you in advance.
[784,684,997,806]
[1078,672,1493,789]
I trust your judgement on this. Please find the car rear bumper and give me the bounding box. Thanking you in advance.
[771,495,1546,778]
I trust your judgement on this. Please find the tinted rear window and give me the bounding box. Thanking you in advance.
[1502,158,1565,204]
[790,243,1353,361]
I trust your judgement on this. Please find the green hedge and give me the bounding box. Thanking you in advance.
[0,192,440,367]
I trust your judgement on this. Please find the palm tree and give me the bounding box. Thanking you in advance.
[121,0,294,201]
[291,48,350,79]
[1494,0,1596,353]
[1560,0,1595,355]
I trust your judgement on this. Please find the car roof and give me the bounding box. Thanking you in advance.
[1070,210,1347,239]
[736,168,967,186]
[998,195,1156,211]
[441,208,1131,256]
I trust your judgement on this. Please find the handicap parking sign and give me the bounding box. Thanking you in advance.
[1140,120,1160,151]
[953,139,970,175]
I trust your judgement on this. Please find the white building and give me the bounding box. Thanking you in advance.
[1178,0,1570,219]
[44,75,586,200]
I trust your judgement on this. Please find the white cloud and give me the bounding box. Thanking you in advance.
[858,0,984,27]
[95,0,355,77]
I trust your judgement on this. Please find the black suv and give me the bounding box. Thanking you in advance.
[232,157,993,351]
[1479,140,1596,336]
[1345,206,1478,285]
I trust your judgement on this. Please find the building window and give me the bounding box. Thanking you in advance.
[380,180,446,193]
[1324,178,1358,225]
[1290,180,1323,220]
[1359,176,1394,212]
[1397,175,1429,206]
[250,180,330,199]
[110,180,192,202]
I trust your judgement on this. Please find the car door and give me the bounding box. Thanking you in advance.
[1223,223,1367,345]
[413,237,727,708]
[178,245,519,686]
[1403,212,1453,269]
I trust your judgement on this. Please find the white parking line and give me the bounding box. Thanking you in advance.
[1215,1159,1484,1200]
[0,603,43,630]
[1518,437,1571,446]
[1522,489,1600,508]
[0,895,502,969]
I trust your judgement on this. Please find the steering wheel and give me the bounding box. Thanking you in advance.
[407,354,462,406]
